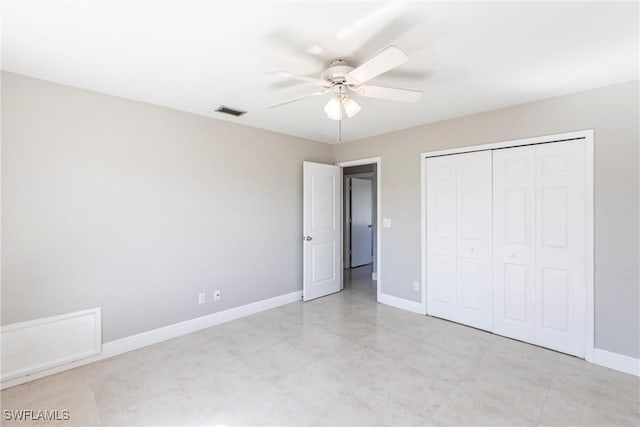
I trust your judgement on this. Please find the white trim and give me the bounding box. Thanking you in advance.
[1,308,101,382]
[378,293,424,315]
[420,129,595,358]
[592,348,640,377]
[336,157,382,302]
[343,176,351,270]
[421,130,591,158]
[584,134,595,363]
[344,172,374,179]
[1,291,302,389]
[340,172,345,289]
[337,157,381,167]
[419,152,428,315]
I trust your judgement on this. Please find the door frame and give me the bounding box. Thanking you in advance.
[420,129,595,361]
[344,173,374,269]
[336,157,382,302]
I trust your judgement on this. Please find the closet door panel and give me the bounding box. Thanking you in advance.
[493,146,536,343]
[456,151,493,331]
[535,141,586,357]
[426,155,458,321]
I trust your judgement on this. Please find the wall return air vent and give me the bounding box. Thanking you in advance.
[215,106,247,117]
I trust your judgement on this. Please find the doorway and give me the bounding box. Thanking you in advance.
[301,157,382,303]
[342,162,378,299]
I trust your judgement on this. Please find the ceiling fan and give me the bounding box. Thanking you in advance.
[266,46,423,121]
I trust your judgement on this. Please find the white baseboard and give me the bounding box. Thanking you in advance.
[378,293,425,315]
[592,348,640,377]
[1,290,303,389]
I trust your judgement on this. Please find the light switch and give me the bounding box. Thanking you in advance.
[383,218,392,228]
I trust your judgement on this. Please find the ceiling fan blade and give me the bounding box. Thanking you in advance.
[267,89,330,109]
[381,69,431,82]
[264,29,331,66]
[265,70,328,87]
[336,1,406,42]
[351,84,422,103]
[336,1,412,55]
[346,46,408,85]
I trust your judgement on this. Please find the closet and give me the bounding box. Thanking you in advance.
[425,139,588,357]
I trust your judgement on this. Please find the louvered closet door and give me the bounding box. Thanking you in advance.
[426,152,492,327]
[493,146,536,343]
[426,155,458,321]
[535,141,586,357]
[456,151,493,331]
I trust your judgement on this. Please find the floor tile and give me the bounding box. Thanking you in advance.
[430,386,538,426]
[233,341,318,383]
[180,357,272,415]
[100,386,205,426]
[206,385,320,426]
[539,379,640,426]
[2,265,637,427]
[1,383,101,427]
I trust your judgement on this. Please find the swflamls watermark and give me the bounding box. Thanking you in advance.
[3,409,70,421]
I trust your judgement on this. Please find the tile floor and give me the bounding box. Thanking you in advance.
[2,265,639,426]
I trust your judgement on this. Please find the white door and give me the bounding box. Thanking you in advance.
[350,177,373,267]
[456,151,493,331]
[303,161,341,301]
[426,152,493,327]
[535,141,586,357]
[426,155,458,321]
[493,145,537,343]
[493,141,586,357]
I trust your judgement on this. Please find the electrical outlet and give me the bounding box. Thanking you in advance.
[413,281,420,292]
[198,293,206,304]
[214,290,221,301]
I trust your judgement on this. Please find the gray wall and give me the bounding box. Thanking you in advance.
[1,72,333,342]
[334,80,640,359]
[3,71,638,359]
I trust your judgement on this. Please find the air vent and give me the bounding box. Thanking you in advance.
[215,106,247,117]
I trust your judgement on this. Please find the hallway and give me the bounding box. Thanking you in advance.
[343,264,376,299]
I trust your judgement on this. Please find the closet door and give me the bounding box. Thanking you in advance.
[493,146,536,343]
[426,152,492,327]
[426,155,458,321]
[494,141,586,357]
[535,141,586,357]
[456,151,493,331]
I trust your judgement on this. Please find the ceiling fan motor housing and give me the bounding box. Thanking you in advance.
[322,60,354,84]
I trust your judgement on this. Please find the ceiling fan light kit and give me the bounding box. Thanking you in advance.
[323,84,361,120]
[342,96,361,118]
[267,46,423,140]
[324,95,343,120]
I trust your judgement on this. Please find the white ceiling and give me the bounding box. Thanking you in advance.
[2,1,638,144]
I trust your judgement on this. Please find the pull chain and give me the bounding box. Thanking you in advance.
[338,85,343,143]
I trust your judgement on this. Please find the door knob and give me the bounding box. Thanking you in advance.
[305,236,312,241]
